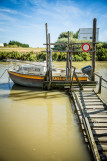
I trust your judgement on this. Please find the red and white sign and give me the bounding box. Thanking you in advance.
[82,43,90,52]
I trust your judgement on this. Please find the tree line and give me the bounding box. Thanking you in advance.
[4,41,29,48]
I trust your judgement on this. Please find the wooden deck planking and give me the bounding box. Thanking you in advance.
[72,90,107,161]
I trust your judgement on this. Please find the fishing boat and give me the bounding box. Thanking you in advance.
[8,61,88,88]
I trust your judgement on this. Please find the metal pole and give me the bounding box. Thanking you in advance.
[92,18,97,81]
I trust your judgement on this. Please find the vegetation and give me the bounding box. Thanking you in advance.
[4,41,29,48]
[0,34,107,61]
[53,31,107,61]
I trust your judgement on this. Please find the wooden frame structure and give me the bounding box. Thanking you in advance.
[44,18,97,85]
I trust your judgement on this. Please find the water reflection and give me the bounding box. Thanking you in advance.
[0,83,91,161]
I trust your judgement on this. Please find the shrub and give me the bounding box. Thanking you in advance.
[96,48,107,61]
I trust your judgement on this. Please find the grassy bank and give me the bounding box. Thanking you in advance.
[0,47,107,61]
[0,47,45,53]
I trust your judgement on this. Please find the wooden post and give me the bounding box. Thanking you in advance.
[98,76,102,94]
[48,33,51,82]
[69,44,72,81]
[45,23,48,70]
[45,23,49,81]
[92,18,97,81]
[68,31,70,80]
[70,67,76,90]
[66,53,68,81]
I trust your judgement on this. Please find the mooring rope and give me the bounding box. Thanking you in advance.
[0,69,7,79]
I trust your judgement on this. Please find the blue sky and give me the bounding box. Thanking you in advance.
[0,0,107,47]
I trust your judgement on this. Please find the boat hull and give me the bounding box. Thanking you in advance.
[8,71,44,88]
[8,71,88,88]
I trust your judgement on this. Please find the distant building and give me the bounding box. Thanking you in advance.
[78,28,99,42]
[0,43,4,47]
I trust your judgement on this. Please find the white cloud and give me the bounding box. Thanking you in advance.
[0,8,18,14]
[0,13,15,21]
[0,8,32,18]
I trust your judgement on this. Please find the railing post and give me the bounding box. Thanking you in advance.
[98,76,102,94]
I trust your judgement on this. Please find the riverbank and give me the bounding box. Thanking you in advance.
[0,50,107,62]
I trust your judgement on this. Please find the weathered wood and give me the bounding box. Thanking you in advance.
[94,137,107,142]
[88,118,107,123]
[73,92,101,161]
[72,89,107,161]
[89,123,107,128]
[80,97,99,99]
[98,76,102,94]
[94,73,107,83]
[45,23,48,71]
[80,99,102,102]
[92,18,97,81]
[92,130,107,135]
[84,106,105,109]
[43,42,98,45]
[85,109,107,114]
[82,102,104,105]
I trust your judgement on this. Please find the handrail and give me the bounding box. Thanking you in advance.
[94,72,107,83]
[94,72,107,94]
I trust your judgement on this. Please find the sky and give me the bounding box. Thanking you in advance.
[0,0,107,47]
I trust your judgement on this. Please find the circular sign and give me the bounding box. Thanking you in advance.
[82,43,90,52]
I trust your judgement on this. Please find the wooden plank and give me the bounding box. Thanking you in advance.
[88,118,107,123]
[84,105,105,109]
[92,130,107,135]
[78,94,97,97]
[94,137,107,142]
[80,100,102,102]
[80,97,99,99]
[78,114,107,118]
[86,115,107,118]
[92,127,107,130]
[86,109,107,113]
[76,109,107,114]
[82,102,104,105]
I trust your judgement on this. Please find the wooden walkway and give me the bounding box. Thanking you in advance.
[72,90,107,161]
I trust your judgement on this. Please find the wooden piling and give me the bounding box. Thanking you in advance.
[92,18,97,81]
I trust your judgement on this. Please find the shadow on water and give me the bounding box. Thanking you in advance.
[7,84,66,101]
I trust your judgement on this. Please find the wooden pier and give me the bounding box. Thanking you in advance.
[43,18,107,161]
[71,89,107,161]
